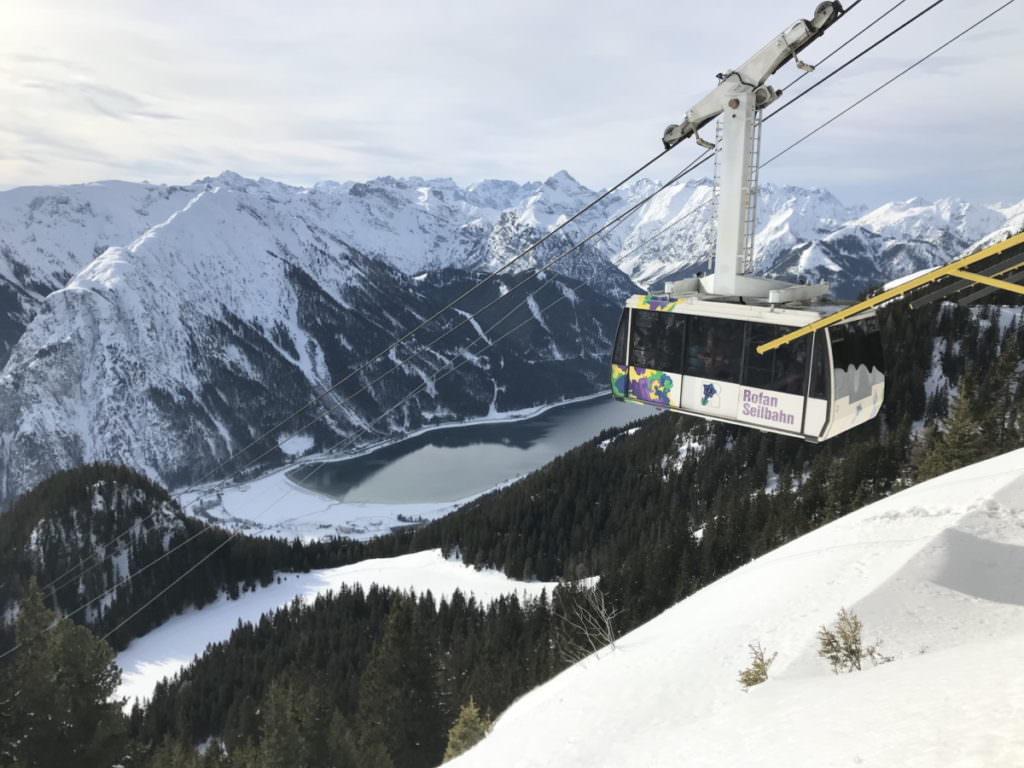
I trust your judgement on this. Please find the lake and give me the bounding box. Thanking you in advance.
[290,396,650,503]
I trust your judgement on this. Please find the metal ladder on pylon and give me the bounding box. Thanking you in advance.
[712,110,762,277]
[740,111,762,275]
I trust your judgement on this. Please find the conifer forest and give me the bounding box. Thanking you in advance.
[1,300,1023,767]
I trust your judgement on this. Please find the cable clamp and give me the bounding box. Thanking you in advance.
[786,40,816,72]
[693,127,716,150]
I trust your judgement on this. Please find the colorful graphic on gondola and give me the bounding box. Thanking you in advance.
[636,294,685,313]
[701,382,718,407]
[610,364,628,398]
[627,367,679,407]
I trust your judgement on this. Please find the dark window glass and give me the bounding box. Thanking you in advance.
[807,330,828,399]
[830,316,885,401]
[628,309,685,372]
[743,324,808,395]
[611,309,628,365]
[683,316,744,383]
[831,316,885,375]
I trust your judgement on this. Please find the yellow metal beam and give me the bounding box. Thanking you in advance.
[755,230,1024,355]
[947,269,1024,297]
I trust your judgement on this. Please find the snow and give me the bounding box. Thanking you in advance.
[116,549,559,707]
[797,242,841,272]
[883,266,936,291]
[598,426,640,452]
[451,448,1024,768]
[184,469,467,541]
[525,295,550,333]
[277,434,314,457]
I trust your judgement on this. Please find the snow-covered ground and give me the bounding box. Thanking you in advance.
[182,469,470,542]
[116,549,559,707]
[451,448,1024,767]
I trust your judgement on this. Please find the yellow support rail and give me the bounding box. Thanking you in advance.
[756,230,1024,354]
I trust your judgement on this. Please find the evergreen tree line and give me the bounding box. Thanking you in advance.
[401,302,1023,624]
[0,463,412,652]
[132,301,1023,766]
[2,301,1021,767]
[136,583,568,768]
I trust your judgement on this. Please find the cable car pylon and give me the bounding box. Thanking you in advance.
[612,1,887,442]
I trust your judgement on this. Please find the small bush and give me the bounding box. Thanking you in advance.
[738,640,778,689]
[817,608,892,674]
[444,697,491,762]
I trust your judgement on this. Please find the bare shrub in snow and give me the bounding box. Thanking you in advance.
[737,641,778,689]
[554,583,622,664]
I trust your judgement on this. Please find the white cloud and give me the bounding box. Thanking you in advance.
[1,0,1021,206]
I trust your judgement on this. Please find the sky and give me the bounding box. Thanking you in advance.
[2,0,1022,207]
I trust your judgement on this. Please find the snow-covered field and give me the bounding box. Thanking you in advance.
[116,549,559,707]
[451,448,1024,767]
[182,469,469,542]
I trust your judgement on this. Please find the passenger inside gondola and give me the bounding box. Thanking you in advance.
[686,317,743,382]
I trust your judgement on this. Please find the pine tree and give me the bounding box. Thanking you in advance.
[1,580,128,766]
[817,608,865,673]
[443,697,491,762]
[737,641,777,690]
[149,737,200,768]
[325,710,360,768]
[259,678,311,768]
[917,368,988,480]
[985,335,1023,451]
[357,600,445,768]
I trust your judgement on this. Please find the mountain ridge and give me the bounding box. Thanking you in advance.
[0,179,625,507]
[1,171,1020,508]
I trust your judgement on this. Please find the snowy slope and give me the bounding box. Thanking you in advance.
[451,448,1024,768]
[116,549,559,707]
[0,181,201,362]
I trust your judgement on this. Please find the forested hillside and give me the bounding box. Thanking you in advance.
[121,300,1024,767]
[1,301,1020,767]
[0,464,408,651]
[410,301,1022,621]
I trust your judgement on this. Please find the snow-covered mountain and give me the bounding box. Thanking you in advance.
[1,170,1020,509]
[0,181,201,363]
[0,170,629,369]
[451,447,1024,767]
[0,174,633,508]
[613,179,1024,295]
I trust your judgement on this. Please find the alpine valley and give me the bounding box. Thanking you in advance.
[0,169,1021,508]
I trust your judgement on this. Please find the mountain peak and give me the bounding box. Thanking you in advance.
[198,170,255,190]
[544,170,582,189]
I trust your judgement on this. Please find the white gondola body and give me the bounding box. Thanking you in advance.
[610,295,884,442]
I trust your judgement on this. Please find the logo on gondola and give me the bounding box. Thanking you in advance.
[701,382,719,407]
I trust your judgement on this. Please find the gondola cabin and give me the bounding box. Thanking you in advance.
[610,294,884,442]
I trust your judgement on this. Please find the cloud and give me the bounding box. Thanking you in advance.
[14,75,183,121]
[0,0,1020,207]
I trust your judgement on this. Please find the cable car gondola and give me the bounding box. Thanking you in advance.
[609,1,885,442]
[610,296,884,442]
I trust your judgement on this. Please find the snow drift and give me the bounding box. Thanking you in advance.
[451,448,1024,767]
